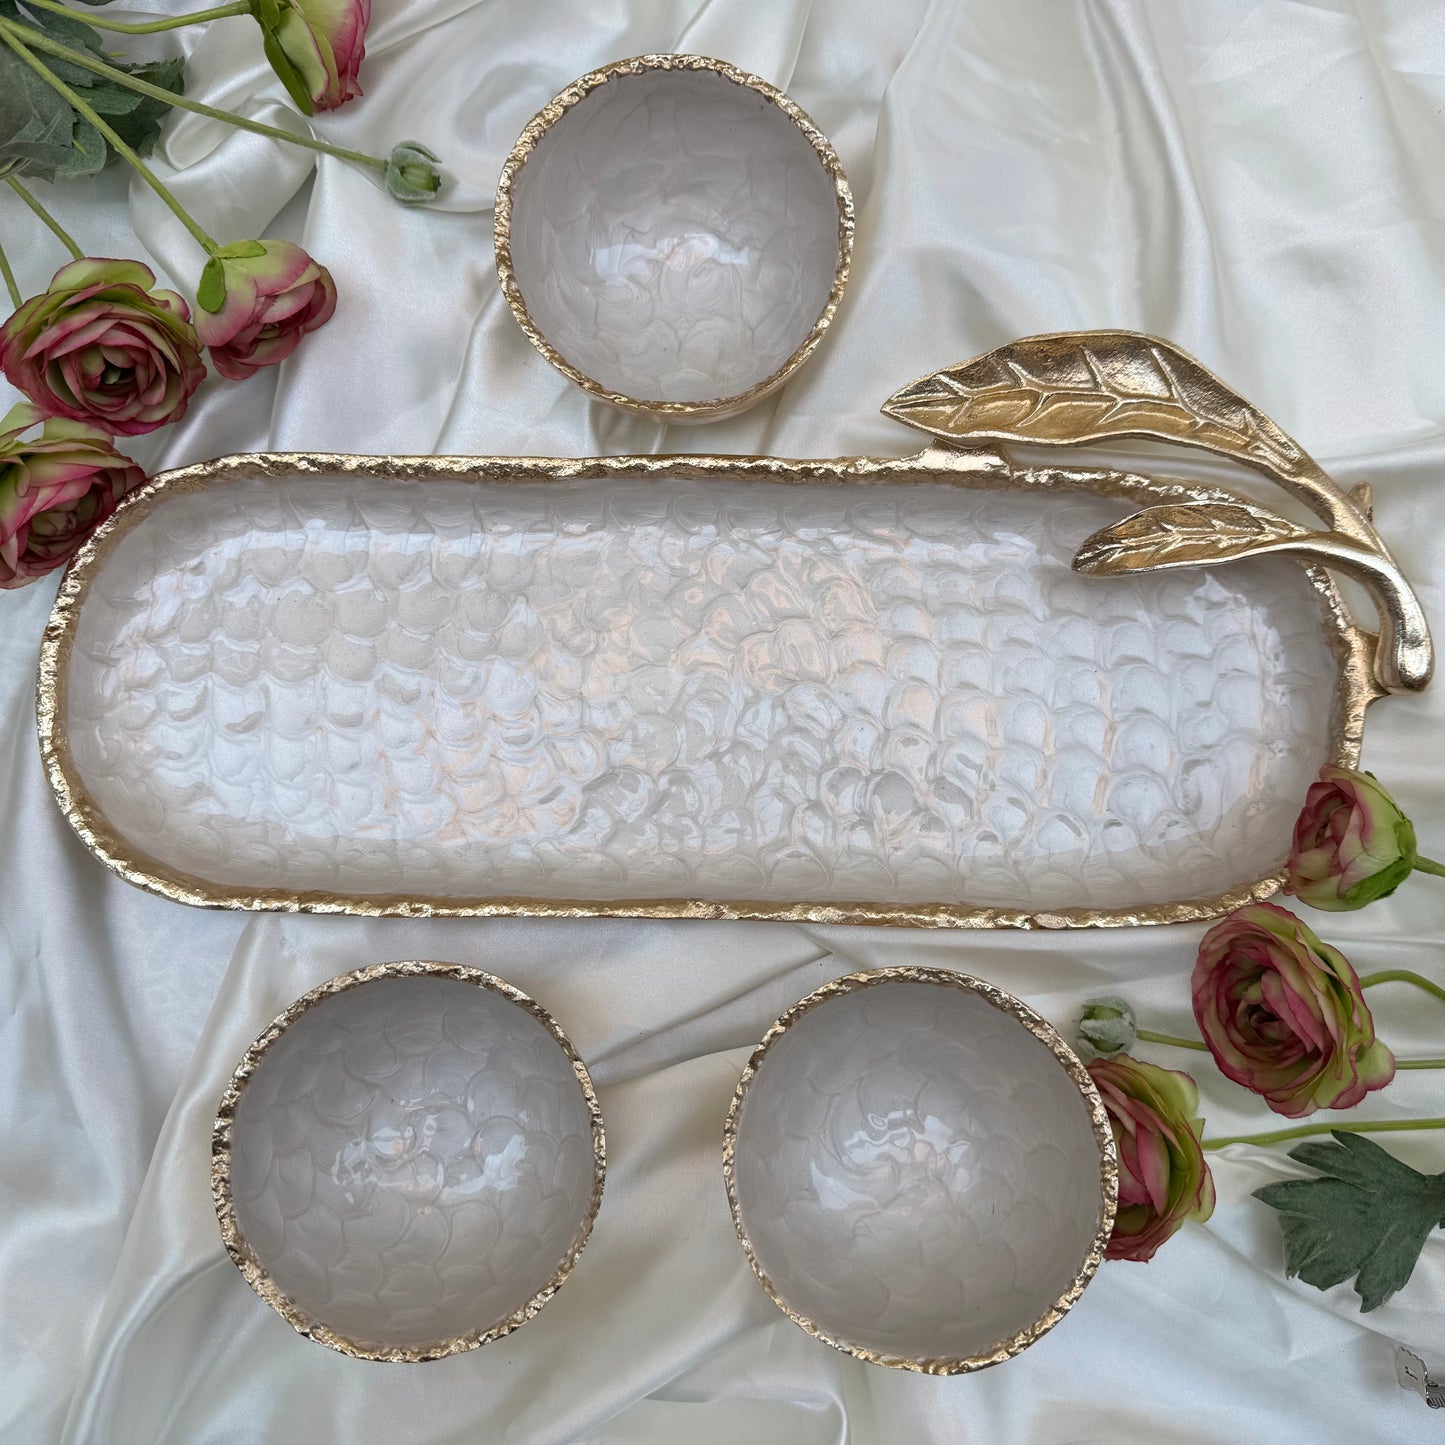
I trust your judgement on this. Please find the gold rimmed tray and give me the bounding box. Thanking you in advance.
[37,333,1430,927]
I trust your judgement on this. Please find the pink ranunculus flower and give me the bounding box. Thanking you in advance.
[0,258,205,436]
[1087,1054,1215,1263]
[264,0,372,114]
[0,403,146,588]
[1284,765,1417,911]
[194,240,337,381]
[1193,901,1395,1119]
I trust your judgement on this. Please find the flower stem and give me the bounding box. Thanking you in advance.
[1204,1116,1445,1151]
[4,174,83,259]
[0,237,19,308]
[5,22,388,172]
[18,0,255,34]
[1396,1058,1445,1070]
[0,25,219,255]
[1359,969,1445,1007]
[1415,855,1445,878]
[1135,1028,1210,1052]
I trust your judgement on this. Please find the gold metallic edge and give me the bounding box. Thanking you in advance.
[210,960,607,1363]
[493,53,855,421]
[721,966,1119,1374]
[37,444,1370,929]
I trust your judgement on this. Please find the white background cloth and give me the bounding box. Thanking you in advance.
[2,1,1444,1440]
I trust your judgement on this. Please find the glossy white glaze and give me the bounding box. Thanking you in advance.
[506,67,842,405]
[64,473,1337,909]
[226,975,598,1351]
[729,979,1105,1363]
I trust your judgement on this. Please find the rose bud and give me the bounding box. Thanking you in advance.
[1078,997,1138,1060]
[386,141,444,204]
[257,0,372,115]
[1285,765,1417,911]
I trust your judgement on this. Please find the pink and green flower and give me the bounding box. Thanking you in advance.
[1088,1054,1215,1262]
[0,258,205,436]
[257,0,372,115]
[1193,902,1395,1118]
[0,403,146,588]
[194,239,337,380]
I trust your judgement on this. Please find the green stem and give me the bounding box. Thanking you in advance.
[1359,969,1445,1008]
[1204,1116,1445,1151]
[0,25,219,255]
[18,0,254,35]
[5,21,388,172]
[4,174,83,258]
[1415,855,1445,878]
[1136,1028,1210,1052]
[1396,1058,1445,1070]
[0,236,19,308]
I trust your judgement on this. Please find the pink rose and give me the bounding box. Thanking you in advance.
[259,0,372,114]
[0,403,146,588]
[0,258,205,436]
[1087,1055,1215,1263]
[194,241,337,381]
[1284,766,1417,911]
[1193,902,1395,1118]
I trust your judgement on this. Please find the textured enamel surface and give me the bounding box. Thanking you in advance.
[63,472,1338,910]
[226,975,598,1352]
[506,68,841,404]
[729,980,1105,1363]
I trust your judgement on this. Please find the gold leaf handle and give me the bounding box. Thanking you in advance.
[1071,501,1308,572]
[882,332,1371,542]
[1074,504,1433,693]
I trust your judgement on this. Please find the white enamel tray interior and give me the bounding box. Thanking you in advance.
[504,66,843,407]
[58,470,1343,918]
[220,970,600,1357]
[727,976,1109,1367]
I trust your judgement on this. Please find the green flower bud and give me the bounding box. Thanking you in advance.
[386,141,443,205]
[1078,996,1137,1059]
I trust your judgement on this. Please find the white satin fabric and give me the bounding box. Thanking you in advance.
[2,2,1444,1440]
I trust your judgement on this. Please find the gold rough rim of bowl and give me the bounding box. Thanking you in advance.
[493,52,855,421]
[722,966,1120,1375]
[211,959,607,1363]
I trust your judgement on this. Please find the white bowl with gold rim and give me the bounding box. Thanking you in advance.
[212,962,604,1361]
[495,53,853,421]
[724,968,1117,1373]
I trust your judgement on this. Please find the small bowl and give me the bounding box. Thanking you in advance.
[495,53,853,421]
[212,962,605,1362]
[724,968,1116,1374]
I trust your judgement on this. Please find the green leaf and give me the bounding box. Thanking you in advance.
[196,256,227,313]
[101,56,184,161]
[0,48,81,182]
[215,239,266,259]
[15,0,106,58]
[53,112,104,178]
[81,82,146,118]
[1254,1131,1445,1312]
[259,25,315,117]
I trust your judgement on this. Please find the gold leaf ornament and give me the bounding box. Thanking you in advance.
[1073,502,1307,576]
[882,331,1362,537]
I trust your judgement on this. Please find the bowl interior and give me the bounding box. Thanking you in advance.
[731,979,1106,1366]
[507,66,843,406]
[226,975,599,1354]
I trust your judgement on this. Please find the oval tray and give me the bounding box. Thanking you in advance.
[38,334,1428,927]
